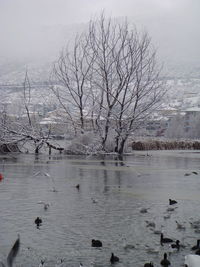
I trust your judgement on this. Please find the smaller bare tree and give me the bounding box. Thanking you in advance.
[51,33,95,135]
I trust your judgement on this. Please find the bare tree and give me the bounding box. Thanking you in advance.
[0,72,64,154]
[51,13,165,155]
[88,13,165,154]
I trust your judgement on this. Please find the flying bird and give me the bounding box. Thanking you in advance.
[0,235,20,267]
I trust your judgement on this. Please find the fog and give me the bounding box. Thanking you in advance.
[0,0,200,65]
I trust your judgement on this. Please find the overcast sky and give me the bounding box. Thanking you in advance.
[0,0,199,64]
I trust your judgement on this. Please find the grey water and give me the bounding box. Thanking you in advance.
[0,150,200,266]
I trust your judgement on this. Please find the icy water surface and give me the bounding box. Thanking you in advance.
[0,150,200,266]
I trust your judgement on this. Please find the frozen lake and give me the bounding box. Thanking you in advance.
[0,150,200,266]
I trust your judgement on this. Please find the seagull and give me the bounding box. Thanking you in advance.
[163,214,171,220]
[39,260,45,267]
[32,171,50,177]
[190,221,200,229]
[166,207,177,212]
[55,259,64,267]
[122,238,135,250]
[37,201,50,210]
[91,197,98,203]
[175,220,186,230]
[145,221,156,228]
[0,235,20,267]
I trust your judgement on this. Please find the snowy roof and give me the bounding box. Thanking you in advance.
[184,107,200,112]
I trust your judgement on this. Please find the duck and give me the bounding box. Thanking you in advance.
[35,217,42,227]
[160,233,173,245]
[144,262,154,267]
[169,199,177,205]
[185,254,200,267]
[195,248,200,255]
[192,171,198,175]
[0,234,20,267]
[191,239,200,250]
[160,253,171,266]
[110,253,119,264]
[171,240,180,250]
[76,184,80,190]
[91,239,102,247]
[185,173,191,176]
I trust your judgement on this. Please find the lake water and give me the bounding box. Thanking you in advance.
[0,150,200,266]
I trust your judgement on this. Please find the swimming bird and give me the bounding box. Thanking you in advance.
[76,184,80,190]
[192,171,198,175]
[91,197,98,203]
[140,208,148,213]
[39,260,45,267]
[185,254,200,267]
[38,201,50,210]
[122,238,135,250]
[175,220,185,230]
[185,173,191,176]
[169,199,177,205]
[35,217,42,227]
[0,234,20,267]
[33,171,50,177]
[110,253,119,264]
[160,253,170,266]
[145,221,156,228]
[144,262,154,267]
[166,207,177,212]
[91,239,102,247]
[171,240,180,250]
[51,187,58,192]
[55,259,64,267]
[191,239,200,250]
[160,234,173,245]
[190,221,200,229]
[195,248,200,255]
[152,229,162,235]
[163,214,171,220]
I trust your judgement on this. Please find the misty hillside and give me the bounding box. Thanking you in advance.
[0,18,200,84]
